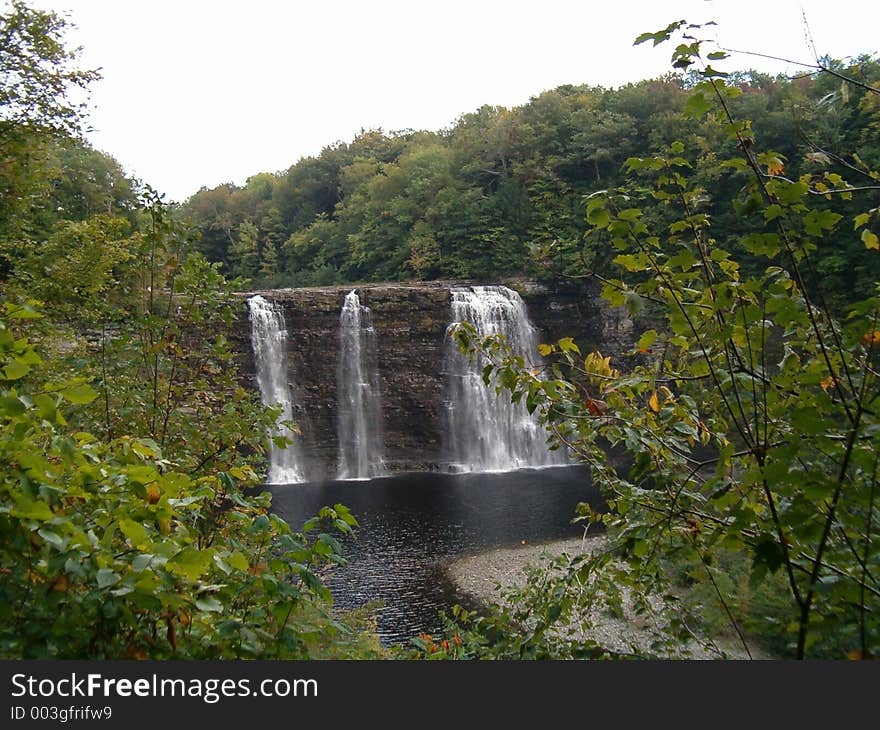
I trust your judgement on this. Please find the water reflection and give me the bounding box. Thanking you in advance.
[269,465,600,644]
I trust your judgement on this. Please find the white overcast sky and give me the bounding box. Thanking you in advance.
[21,0,880,201]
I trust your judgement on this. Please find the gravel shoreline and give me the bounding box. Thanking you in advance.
[446,535,771,659]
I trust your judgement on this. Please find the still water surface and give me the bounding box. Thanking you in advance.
[269,465,599,644]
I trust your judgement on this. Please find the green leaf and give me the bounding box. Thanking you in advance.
[587,206,611,228]
[131,439,161,459]
[60,383,98,405]
[667,248,698,270]
[0,396,25,415]
[614,254,646,272]
[119,519,150,549]
[226,552,250,572]
[791,407,826,435]
[3,360,30,381]
[249,514,271,534]
[862,229,879,250]
[624,290,644,315]
[853,212,871,229]
[557,337,580,355]
[617,208,642,221]
[763,204,784,221]
[96,568,121,589]
[167,547,214,581]
[13,497,54,521]
[38,528,68,551]
[775,179,809,204]
[804,209,842,235]
[751,538,785,588]
[633,20,685,47]
[685,91,713,119]
[131,554,156,572]
[636,329,658,350]
[5,303,42,320]
[195,596,224,613]
[742,233,781,257]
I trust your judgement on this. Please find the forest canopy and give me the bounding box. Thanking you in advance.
[183,61,880,308]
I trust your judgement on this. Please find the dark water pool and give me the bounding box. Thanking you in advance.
[268,464,599,644]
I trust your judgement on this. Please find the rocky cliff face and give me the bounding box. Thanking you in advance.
[231,279,634,479]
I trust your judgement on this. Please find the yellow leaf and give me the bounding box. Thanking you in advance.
[862,229,879,250]
[767,159,785,176]
[648,391,660,413]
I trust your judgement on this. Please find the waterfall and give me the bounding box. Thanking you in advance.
[247,295,305,484]
[443,285,566,472]
[336,290,387,479]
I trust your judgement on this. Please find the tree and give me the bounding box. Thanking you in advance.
[228,219,260,279]
[0,3,380,659]
[0,1,99,250]
[0,188,382,658]
[259,237,279,279]
[443,22,879,659]
[0,0,97,137]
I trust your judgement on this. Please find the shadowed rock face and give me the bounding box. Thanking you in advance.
[231,279,634,479]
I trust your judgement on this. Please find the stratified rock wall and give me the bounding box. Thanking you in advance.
[232,279,633,477]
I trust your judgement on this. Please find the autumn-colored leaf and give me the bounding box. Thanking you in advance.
[648,391,660,413]
[863,331,880,347]
[51,575,70,592]
[586,398,608,416]
[146,484,161,504]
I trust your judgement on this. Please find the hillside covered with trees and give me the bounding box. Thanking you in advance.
[185,61,879,308]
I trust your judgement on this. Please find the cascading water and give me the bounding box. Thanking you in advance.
[443,285,566,472]
[247,295,305,484]
[336,290,387,479]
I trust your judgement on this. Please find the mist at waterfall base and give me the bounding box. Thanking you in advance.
[248,285,591,643]
[268,465,597,644]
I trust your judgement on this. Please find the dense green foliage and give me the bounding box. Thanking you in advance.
[1,1,381,659]
[0,1,131,260]
[4,0,879,660]
[185,56,879,310]
[438,22,879,659]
